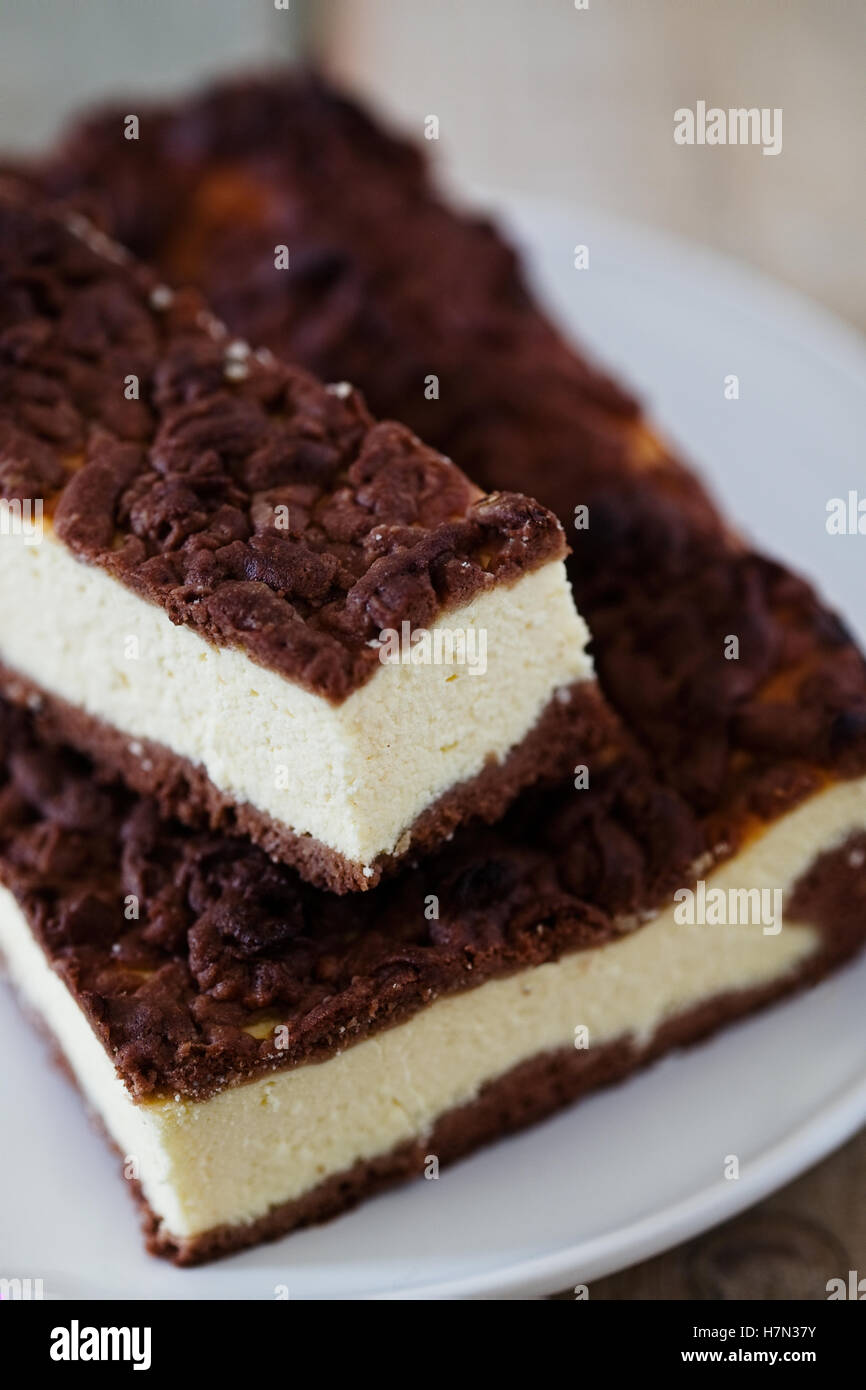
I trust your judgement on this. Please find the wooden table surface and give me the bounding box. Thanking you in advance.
[552,1125,866,1300]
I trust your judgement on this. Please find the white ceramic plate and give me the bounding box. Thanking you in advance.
[2,193,865,1300]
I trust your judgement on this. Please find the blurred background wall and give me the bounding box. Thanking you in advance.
[319,0,865,332]
[0,0,863,330]
[0,0,306,145]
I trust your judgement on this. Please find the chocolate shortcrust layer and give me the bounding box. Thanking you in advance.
[36,72,866,848]
[0,662,613,893]
[0,189,597,889]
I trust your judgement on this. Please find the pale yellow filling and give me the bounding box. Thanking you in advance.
[3,777,863,1241]
[0,531,591,866]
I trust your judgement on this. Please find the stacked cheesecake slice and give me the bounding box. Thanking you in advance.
[0,187,632,1259]
[0,192,595,894]
[1,695,858,1264]
[0,75,865,1265]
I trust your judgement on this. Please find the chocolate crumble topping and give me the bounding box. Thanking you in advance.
[0,190,566,703]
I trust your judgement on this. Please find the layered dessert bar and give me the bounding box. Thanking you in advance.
[0,191,598,893]
[3,75,865,1267]
[35,72,866,900]
[2,697,865,1265]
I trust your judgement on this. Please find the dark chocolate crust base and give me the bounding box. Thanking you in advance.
[136,868,866,1266]
[0,662,612,893]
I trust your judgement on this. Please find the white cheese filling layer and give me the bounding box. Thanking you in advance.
[3,777,864,1241]
[0,532,591,866]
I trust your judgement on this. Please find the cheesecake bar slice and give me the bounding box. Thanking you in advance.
[40,73,866,888]
[0,191,596,893]
[2,698,865,1265]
